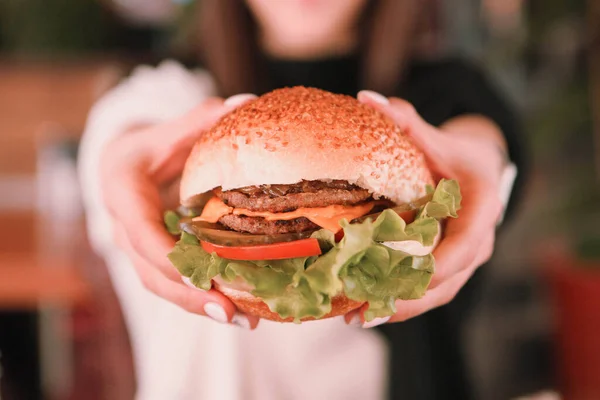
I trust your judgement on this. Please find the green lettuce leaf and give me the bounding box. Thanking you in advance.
[166,179,461,322]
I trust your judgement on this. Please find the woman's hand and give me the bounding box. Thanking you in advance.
[100,94,260,329]
[346,90,508,327]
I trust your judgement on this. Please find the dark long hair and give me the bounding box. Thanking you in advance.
[197,0,436,97]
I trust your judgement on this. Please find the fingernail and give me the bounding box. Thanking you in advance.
[204,302,229,324]
[362,316,390,328]
[231,311,251,330]
[347,313,362,327]
[224,93,258,107]
[358,90,389,105]
[181,276,207,292]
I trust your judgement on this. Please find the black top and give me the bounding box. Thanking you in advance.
[262,55,527,400]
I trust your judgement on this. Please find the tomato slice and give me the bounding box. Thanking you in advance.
[201,238,322,260]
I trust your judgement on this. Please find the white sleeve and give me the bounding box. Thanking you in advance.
[78,60,216,257]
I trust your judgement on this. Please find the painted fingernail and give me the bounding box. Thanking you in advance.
[224,93,258,107]
[362,316,390,328]
[181,276,207,292]
[231,311,251,330]
[204,302,229,324]
[358,90,389,105]
[347,313,362,327]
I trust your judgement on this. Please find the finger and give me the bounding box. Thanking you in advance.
[135,248,259,329]
[429,190,500,288]
[119,221,233,316]
[181,277,259,330]
[119,220,259,329]
[104,170,178,273]
[131,248,236,318]
[112,220,182,283]
[119,223,250,325]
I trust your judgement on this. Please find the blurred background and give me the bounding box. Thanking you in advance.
[0,0,598,399]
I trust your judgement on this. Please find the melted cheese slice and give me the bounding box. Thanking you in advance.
[195,196,375,232]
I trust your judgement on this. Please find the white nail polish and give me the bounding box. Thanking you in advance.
[348,313,362,327]
[224,93,258,107]
[362,316,390,328]
[204,303,229,324]
[231,312,251,330]
[359,90,389,105]
[181,276,207,292]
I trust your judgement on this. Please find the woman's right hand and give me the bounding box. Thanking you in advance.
[99,94,260,329]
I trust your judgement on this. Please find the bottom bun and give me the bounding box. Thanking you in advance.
[214,281,364,323]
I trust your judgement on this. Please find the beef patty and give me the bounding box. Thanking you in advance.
[218,214,319,235]
[215,180,372,235]
[215,180,371,212]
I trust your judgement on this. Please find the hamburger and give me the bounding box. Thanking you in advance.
[165,87,461,323]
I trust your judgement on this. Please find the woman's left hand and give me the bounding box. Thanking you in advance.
[345,91,508,328]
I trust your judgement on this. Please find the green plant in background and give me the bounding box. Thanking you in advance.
[167,0,200,61]
[0,0,115,55]
[524,0,600,265]
[576,235,600,263]
[528,80,600,265]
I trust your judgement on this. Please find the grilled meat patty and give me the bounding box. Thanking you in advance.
[215,180,371,212]
[215,180,373,235]
[219,214,319,235]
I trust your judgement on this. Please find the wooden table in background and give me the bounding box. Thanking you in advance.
[0,59,122,308]
[0,212,90,309]
[0,60,121,174]
[0,59,136,399]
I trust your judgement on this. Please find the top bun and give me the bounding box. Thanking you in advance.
[181,87,433,205]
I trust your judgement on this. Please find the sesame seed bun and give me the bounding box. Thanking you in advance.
[180,86,433,206]
[180,86,436,322]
